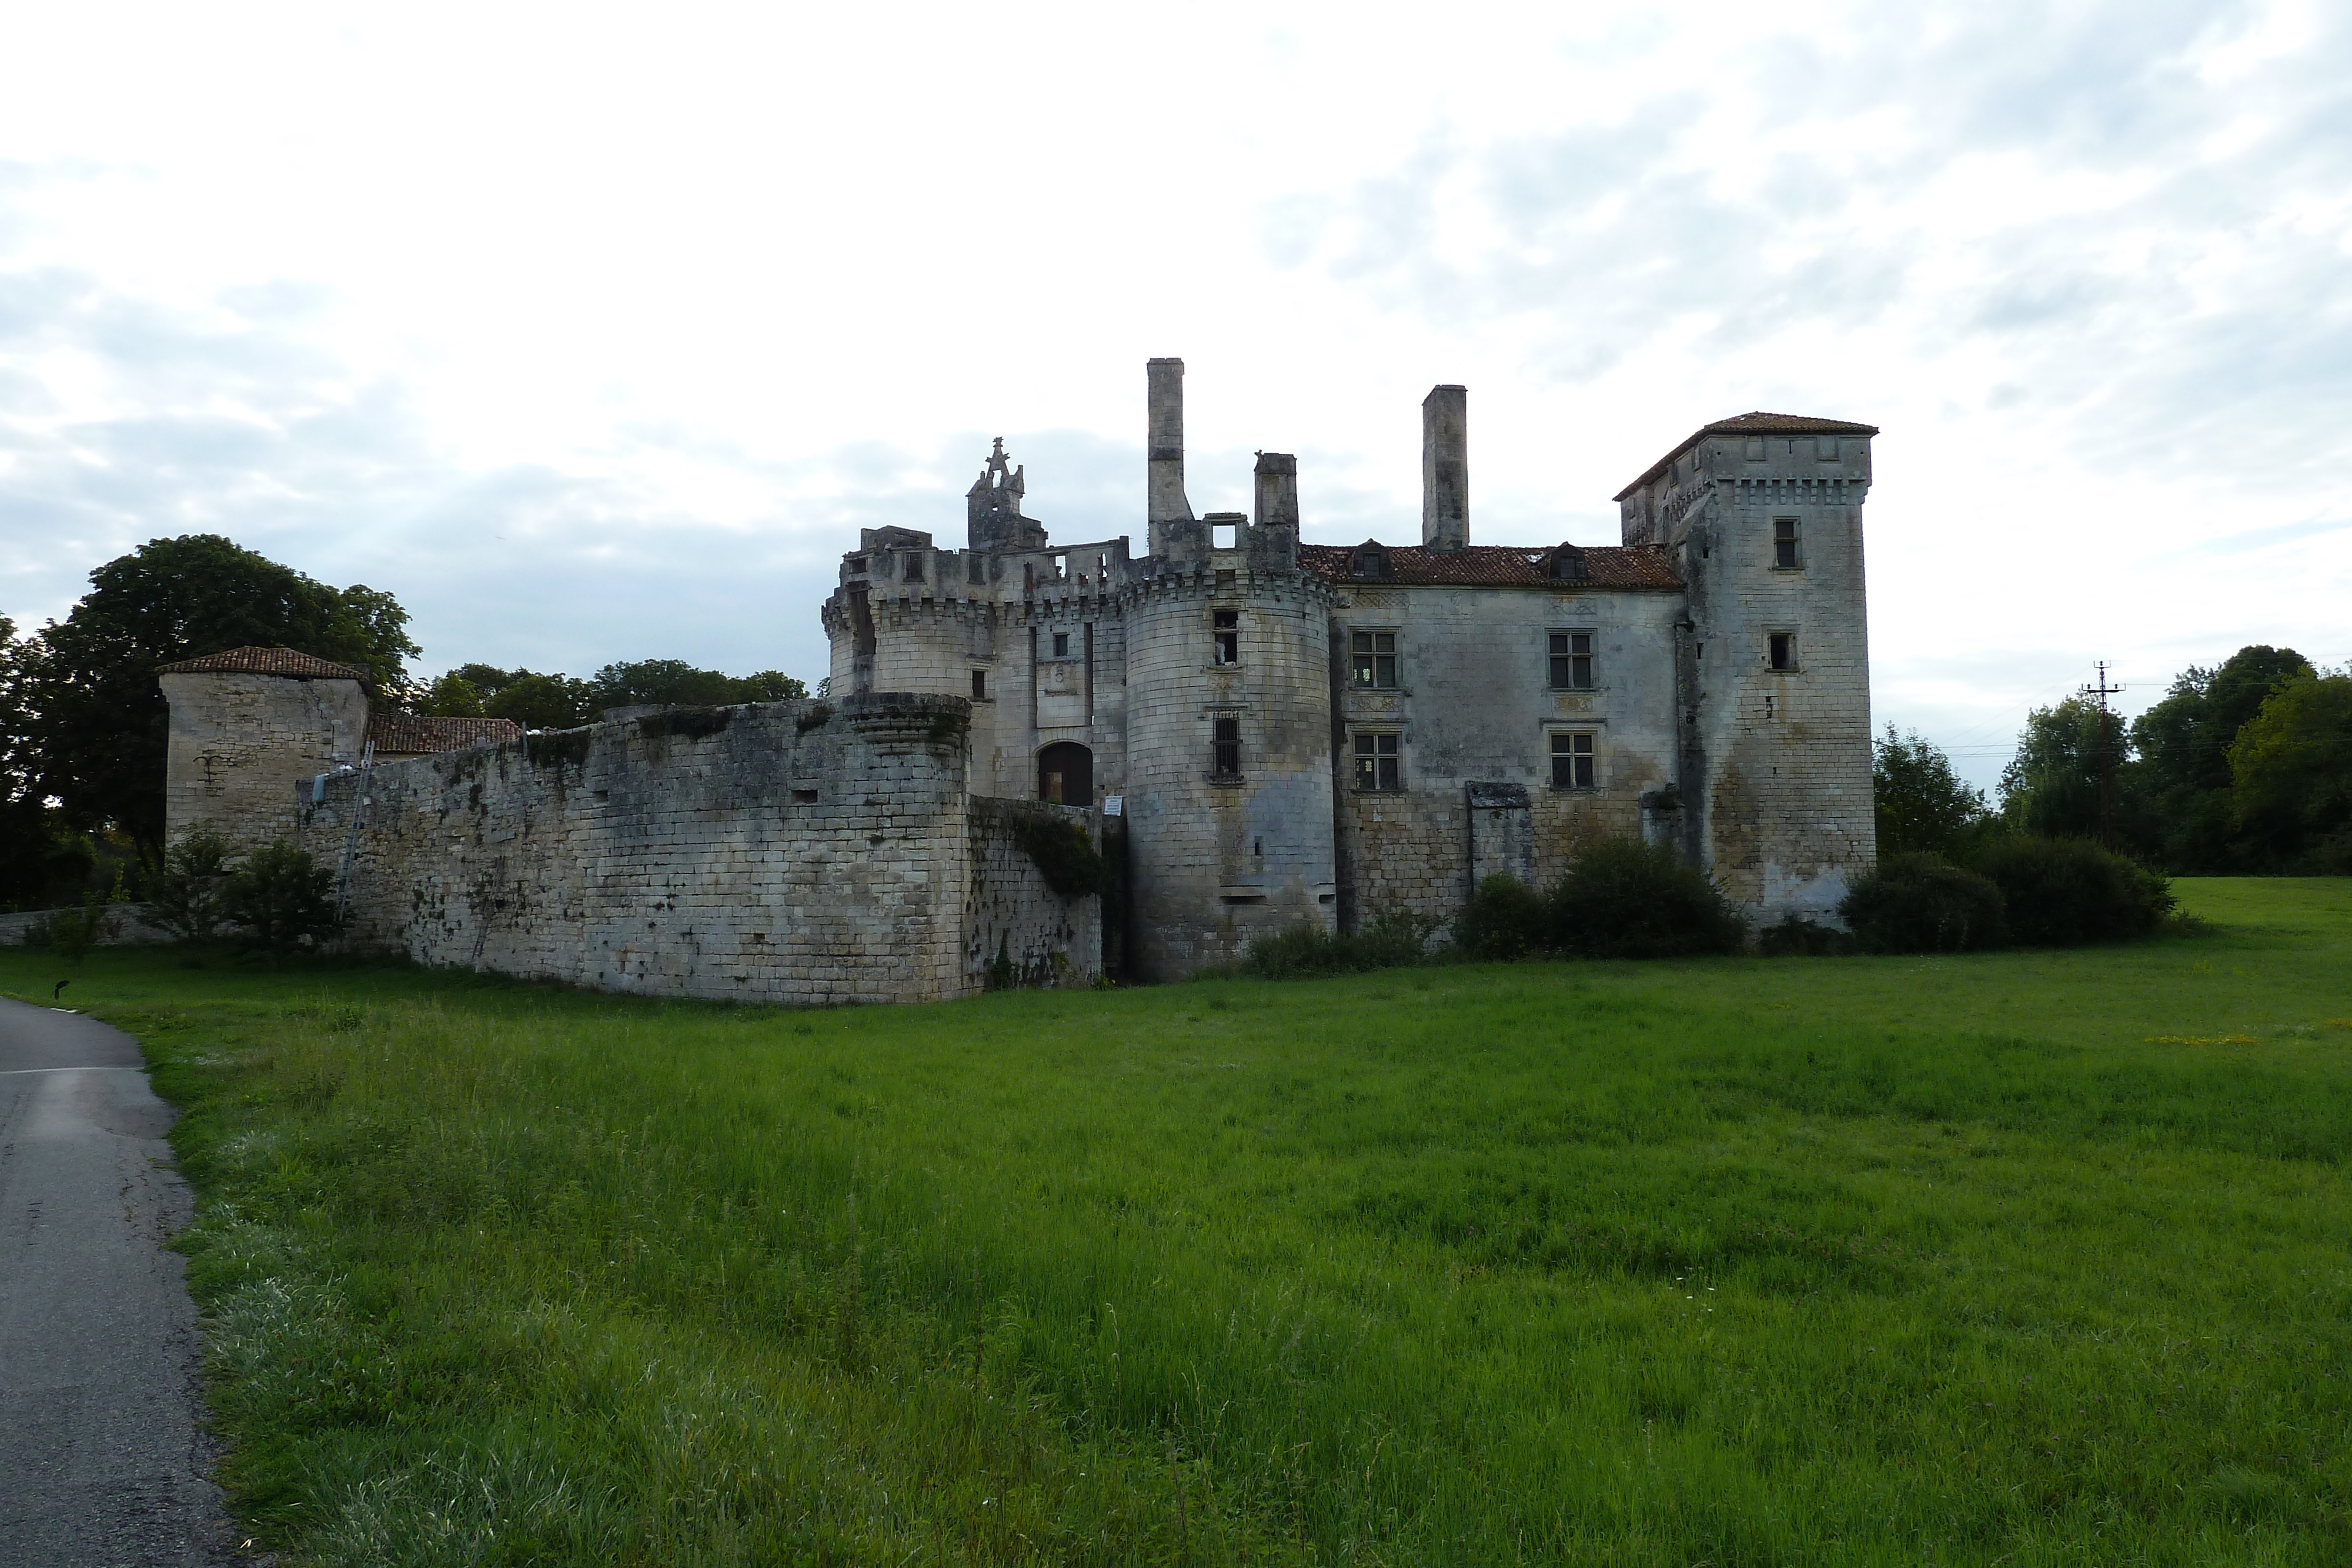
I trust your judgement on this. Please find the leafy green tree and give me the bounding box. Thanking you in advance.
[1999,696,2119,841]
[734,670,810,703]
[27,536,419,856]
[485,673,596,729]
[1872,726,1987,855]
[2228,672,2352,872]
[145,827,236,942]
[2129,645,2314,871]
[220,840,341,961]
[586,659,804,711]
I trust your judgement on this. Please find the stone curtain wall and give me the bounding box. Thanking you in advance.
[964,798,1104,989]
[299,693,1095,1006]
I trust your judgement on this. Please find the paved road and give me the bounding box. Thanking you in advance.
[1,995,240,1566]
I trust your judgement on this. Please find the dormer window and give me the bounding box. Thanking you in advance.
[1546,544,1588,582]
[1350,541,1389,579]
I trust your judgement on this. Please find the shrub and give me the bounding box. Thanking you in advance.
[1455,875,1548,960]
[1242,910,1446,979]
[1837,852,2006,954]
[1549,838,1747,959]
[1967,836,2174,946]
[221,841,341,962]
[1758,917,1852,957]
[146,827,235,943]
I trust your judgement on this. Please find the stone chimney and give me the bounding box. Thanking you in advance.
[1250,451,1299,568]
[1147,357,1197,560]
[1421,384,1468,551]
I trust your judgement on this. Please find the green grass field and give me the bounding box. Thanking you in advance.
[6,879,2351,1565]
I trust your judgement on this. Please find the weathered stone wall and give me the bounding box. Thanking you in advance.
[162,670,369,853]
[1331,584,1683,924]
[298,693,1095,1006]
[964,798,1104,988]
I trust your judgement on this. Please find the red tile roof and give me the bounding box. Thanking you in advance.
[1297,542,1683,590]
[1615,411,1880,500]
[367,713,523,755]
[155,645,368,680]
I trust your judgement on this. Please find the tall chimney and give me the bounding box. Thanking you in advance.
[1251,451,1299,568]
[1147,357,1194,558]
[1421,384,1468,550]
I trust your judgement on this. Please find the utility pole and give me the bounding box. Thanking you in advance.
[2083,662,2123,852]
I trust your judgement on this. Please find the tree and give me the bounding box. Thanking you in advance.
[2130,645,2314,871]
[1999,696,2114,840]
[1872,726,1987,855]
[220,840,341,961]
[586,659,806,711]
[420,658,807,729]
[28,536,420,855]
[145,827,236,942]
[2228,672,2352,872]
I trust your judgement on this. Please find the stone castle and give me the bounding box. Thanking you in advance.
[161,359,1877,1001]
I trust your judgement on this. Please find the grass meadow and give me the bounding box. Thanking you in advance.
[6,878,2351,1565]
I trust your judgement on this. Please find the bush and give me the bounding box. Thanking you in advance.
[147,827,235,943]
[1012,814,1108,898]
[1758,917,1852,957]
[1241,910,1446,979]
[1455,875,1548,961]
[1837,852,2007,954]
[1967,836,2174,946]
[1549,838,1747,959]
[222,841,341,962]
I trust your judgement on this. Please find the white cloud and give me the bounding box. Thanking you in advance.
[0,0,2344,787]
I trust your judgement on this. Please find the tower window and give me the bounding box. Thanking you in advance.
[1549,631,1595,690]
[902,552,923,583]
[1551,732,1596,790]
[1353,731,1400,792]
[1213,609,1239,665]
[1351,630,1398,688]
[1053,631,1070,658]
[1212,716,1241,778]
[1773,519,1800,570]
[1769,631,1798,671]
[971,670,987,700]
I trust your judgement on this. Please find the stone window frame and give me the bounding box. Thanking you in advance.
[1349,727,1402,793]
[1547,628,1597,691]
[1547,727,1599,791]
[1210,711,1244,783]
[1350,627,1400,690]
[1051,630,1072,659]
[1212,607,1240,667]
[1772,517,1802,571]
[1768,630,1800,672]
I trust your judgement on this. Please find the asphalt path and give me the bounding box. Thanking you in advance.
[0,995,240,1565]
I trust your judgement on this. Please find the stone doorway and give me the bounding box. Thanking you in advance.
[1037,742,1093,808]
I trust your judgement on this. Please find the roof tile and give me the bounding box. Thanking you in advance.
[155,645,369,680]
[367,713,523,755]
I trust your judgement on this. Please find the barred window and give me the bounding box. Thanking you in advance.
[1353,731,1399,791]
[1212,716,1241,778]
[1214,609,1239,666]
[1549,631,1595,690]
[1773,518,1800,570]
[1351,630,1398,688]
[1551,732,1595,790]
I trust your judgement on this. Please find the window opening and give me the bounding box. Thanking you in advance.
[1773,518,1800,570]
[1212,716,1241,778]
[1212,521,1238,550]
[1354,731,1399,791]
[1769,631,1797,671]
[1213,609,1239,665]
[971,670,987,700]
[847,556,867,574]
[902,552,923,583]
[1053,631,1070,658]
[1549,631,1595,690]
[1037,742,1093,806]
[1551,732,1595,790]
[1351,630,1398,688]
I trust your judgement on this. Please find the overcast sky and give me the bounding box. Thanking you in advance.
[3,0,2346,788]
